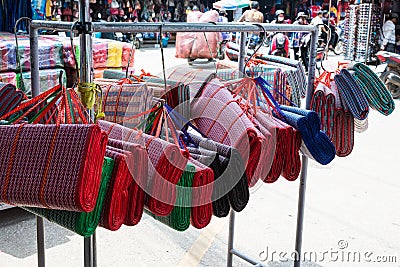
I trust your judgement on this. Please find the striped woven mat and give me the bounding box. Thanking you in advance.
[0,83,24,118]
[25,157,114,237]
[0,124,107,211]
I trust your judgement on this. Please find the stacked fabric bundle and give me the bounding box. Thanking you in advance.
[17,68,67,97]
[311,82,335,139]
[0,124,108,211]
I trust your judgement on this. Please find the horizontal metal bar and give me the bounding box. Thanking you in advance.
[31,21,317,33]
[230,248,266,266]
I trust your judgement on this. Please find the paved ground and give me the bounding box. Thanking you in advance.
[1,46,399,267]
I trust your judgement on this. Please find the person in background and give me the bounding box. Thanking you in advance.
[271,9,286,24]
[311,10,328,45]
[381,13,398,52]
[310,10,324,26]
[238,1,264,23]
[218,9,231,41]
[290,12,308,60]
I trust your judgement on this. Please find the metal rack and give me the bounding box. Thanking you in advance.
[29,3,318,266]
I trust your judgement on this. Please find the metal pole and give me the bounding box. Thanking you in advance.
[227,210,235,267]
[30,24,45,267]
[238,31,247,76]
[79,1,94,266]
[294,27,318,267]
[92,232,97,267]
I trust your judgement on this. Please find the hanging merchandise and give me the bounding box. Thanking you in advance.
[0,83,25,117]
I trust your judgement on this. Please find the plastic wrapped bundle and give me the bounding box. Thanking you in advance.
[25,157,114,237]
[97,120,188,216]
[0,124,107,211]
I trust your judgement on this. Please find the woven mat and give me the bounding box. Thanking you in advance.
[107,138,147,226]
[0,124,107,211]
[279,106,336,165]
[100,148,133,231]
[191,78,266,186]
[25,157,114,237]
[98,120,188,217]
[0,83,24,118]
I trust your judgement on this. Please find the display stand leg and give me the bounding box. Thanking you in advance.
[227,210,235,267]
[84,237,93,267]
[294,28,318,267]
[37,217,45,267]
[92,232,97,267]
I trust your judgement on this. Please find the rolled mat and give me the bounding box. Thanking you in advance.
[191,78,266,186]
[107,138,147,226]
[100,149,133,231]
[0,124,107,211]
[331,82,354,157]
[190,159,214,229]
[153,163,195,231]
[25,157,114,237]
[353,63,395,116]
[188,148,229,218]
[334,69,369,120]
[0,83,24,117]
[187,134,249,213]
[97,120,188,216]
[279,105,336,165]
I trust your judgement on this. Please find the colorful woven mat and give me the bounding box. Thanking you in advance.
[25,157,114,237]
[334,69,369,121]
[0,124,107,211]
[353,63,395,116]
[279,106,336,165]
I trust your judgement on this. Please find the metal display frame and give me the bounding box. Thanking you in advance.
[29,4,318,266]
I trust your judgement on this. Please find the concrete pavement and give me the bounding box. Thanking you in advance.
[0,46,399,267]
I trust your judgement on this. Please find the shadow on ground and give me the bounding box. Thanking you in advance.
[0,208,75,259]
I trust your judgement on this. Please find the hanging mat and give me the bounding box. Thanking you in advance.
[190,159,214,229]
[352,63,395,116]
[96,79,154,129]
[153,163,195,231]
[187,134,249,214]
[97,120,188,217]
[331,82,354,157]
[107,138,147,226]
[100,148,133,231]
[24,157,114,237]
[191,78,266,186]
[0,82,24,118]
[0,124,107,211]
[334,69,369,121]
[279,106,336,165]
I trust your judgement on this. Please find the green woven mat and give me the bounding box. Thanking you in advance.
[150,163,195,231]
[25,157,114,237]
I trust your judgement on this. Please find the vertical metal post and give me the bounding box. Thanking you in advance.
[92,232,97,267]
[79,1,94,267]
[227,210,235,267]
[294,27,318,267]
[227,31,247,267]
[30,25,45,267]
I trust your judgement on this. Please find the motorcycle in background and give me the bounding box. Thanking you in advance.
[376,51,400,98]
[269,33,289,57]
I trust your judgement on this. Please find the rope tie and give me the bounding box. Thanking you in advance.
[77,82,104,119]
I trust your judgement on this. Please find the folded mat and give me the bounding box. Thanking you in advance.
[25,157,114,237]
[311,83,336,139]
[107,138,147,226]
[96,80,153,129]
[279,105,336,165]
[334,69,369,121]
[188,134,249,213]
[100,149,133,231]
[191,78,267,186]
[353,63,395,116]
[331,82,354,157]
[97,120,188,216]
[0,124,107,211]
[0,82,24,117]
[152,163,195,231]
[190,159,214,229]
